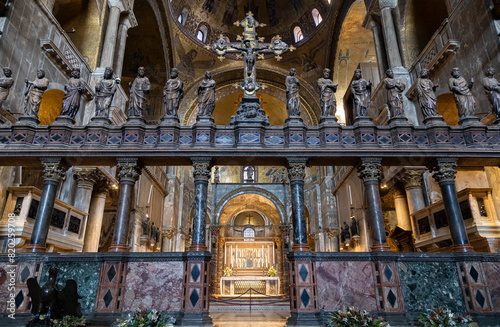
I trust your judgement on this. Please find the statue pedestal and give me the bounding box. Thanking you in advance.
[158,115,180,147]
[49,116,76,146]
[424,115,451,147]
[388,116,410,126]
[160,114,180,126]
[353,116,374,126]
[88,116,111,125]
[16,115,40,126]
[353,116,377,147]
[460,115,488,147]
[423,115,447,126]
[123,117,146,146]
[459,115,484,126]
[125,116,146,126]
[319,116,338,125]
[86,116,112,146]
[52,116,75,126]
[194,117,216,147]
[11,116,39,145]
[230,97,269,126]
[389,116,416,148]
[284,116,306,147]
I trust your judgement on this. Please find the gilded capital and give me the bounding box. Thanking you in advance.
[432,159,458,183]
[287,158,307,181]
[117,158,142,182]
[41,158,67,183]
[192,157,212,180]
[162,229,175,239]
[358,158,382,182]
[73,168,100,189]
[401,168,426,189]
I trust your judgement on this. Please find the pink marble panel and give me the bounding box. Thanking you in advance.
[122,262,183,312]
[0,263,12,313]
[484,262,500,311]
[316,261,377,311]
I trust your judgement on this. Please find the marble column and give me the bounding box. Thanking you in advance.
[83,183,109,252]
[100,0,126,68]
[73,168,99,213]
[26,158,67,252]
[108,158,142,252]
[114,17,134,77]
[161,229,174,252]
[431,158,474,252]
[393,183,412,231]
[358,158,390,252]
[287,158,309,251]
[401,168,427,214]
[189,157,211,252]
[379,0,403,69]
[367,18,388,80]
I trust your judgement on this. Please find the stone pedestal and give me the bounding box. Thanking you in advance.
[389,116,415,147]
[285,117,306,148]
[460,116,488,147]
[159,115,180,146]
[353,116,378,147]
[424,115,451,147]
[319,117,341,147]
[11,116,39,145]
[86,116,112,146]
[123,116,146,146]
[230,97,269,126]
[194,117,216,147]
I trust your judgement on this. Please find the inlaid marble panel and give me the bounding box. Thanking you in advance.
[399,262,465,312]
[484,262,500,311]
[40,261,101,313]
[122,262,183,312]
[316,261,377,311]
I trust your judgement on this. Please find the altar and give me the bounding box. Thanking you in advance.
[220,276,280,296]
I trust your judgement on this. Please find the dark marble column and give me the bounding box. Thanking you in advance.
[358,158,390,252]
[189,157,212,252]
[431,158,474,252]
[287,158,309,251]
[108,158,142,252]
[27,158,67,252]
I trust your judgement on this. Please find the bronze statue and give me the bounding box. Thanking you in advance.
[350,68,372,118]
[95,67,117,118]
[163,68,184,117]
[416,68,439,118]
[128,66,150,117]
[60,69,84,119]
[24,69,50,118]
[449,67,476,119]
[26,267,82,324]
[384,69,406,118]
[239,77,260,97]
[197,71,216,118]
[231,39,267,78]
[286,68,300,117]
[0,67,14,108]
[141,217,151,237]
[343,221,351,240]
[317,68,338,117]
[150,221,156,240]
[350,217,358,236]
[482,67,500,121]
[214,166,220,183]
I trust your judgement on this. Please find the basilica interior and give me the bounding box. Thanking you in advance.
[0,0,500,326]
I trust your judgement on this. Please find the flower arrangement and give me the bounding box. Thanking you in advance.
[223,266,233,277]
[38,315,86,327]
[418,307,472,327]
[268,266,277,277]
[328,307,390,327]
[113,309,175,327]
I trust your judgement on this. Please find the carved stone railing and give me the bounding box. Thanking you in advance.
[406,19,460,99]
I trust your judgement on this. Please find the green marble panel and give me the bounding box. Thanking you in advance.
[40,261,101,313]
[399,262,465,312]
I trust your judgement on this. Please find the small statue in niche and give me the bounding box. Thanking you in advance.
[0,67,14,108]
[482,67,500,122]
[317,68,338,117]
[384,69,406,118]
[343,221,351,241]
[60,68,84,119]
[163,68,184,117]
[150,221,155,240]
[141,217,150,237]
[155,227,161,244]
[416,68,440,118]
[214,166,220,183]
[350,68,372,118]
[350,217,359,236]
[95,67,118,118]
[26,267,82,324]
[24,69,50,118]
[128,66,151,118]
[340,225,346,243]
[449,67,476,119]
[197,71,216,118]
[286,68,301,117]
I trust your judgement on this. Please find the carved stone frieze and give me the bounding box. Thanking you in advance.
[357,158,382,182]
[40,158,67,183]
[431,158,458,183]
[116,158,142,182]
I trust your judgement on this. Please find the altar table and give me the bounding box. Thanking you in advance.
[220,276,280,295]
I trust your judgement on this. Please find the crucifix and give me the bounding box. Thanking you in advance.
[246,213,253,225]
[209,12,294,98]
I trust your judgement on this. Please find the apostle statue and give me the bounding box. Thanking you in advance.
[128,66,150,117]
[449,67,476,119]
[95,67,118,118]
[24,69,50,118]
[350,217,358,236]
[317,68,338,117]
[286,68,300,117]
[0,67,14,108]
[350,68,372,118]
[197,71,216,118]
[482,67,500,121]
[416,68,439,118]
[60,69,84,119]
[384,69,406,118]
[163,68,184,117]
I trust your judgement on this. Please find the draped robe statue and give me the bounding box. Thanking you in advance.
[163,68,184,117]
[416,68,439,118]
[384,69,406,118]
[351,69,372,118]
[197,71,216,117]
[60,69,84,119]
[286,68,301,117]
[317,68,338,117]
[128,67,150,117]
[449,67,476,119]
[482,67,500,120]
[0,67,14,107]
[95,67,117,118]
[24,69,49,118]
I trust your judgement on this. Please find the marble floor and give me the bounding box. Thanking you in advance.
[210,310,290,327]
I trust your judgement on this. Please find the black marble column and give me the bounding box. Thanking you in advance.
[358,158,390,252]
[108,158,142,252]
[27,158,67,252]
[431,158,474,252]
[190,157,211,252]
[287,158,309,251]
